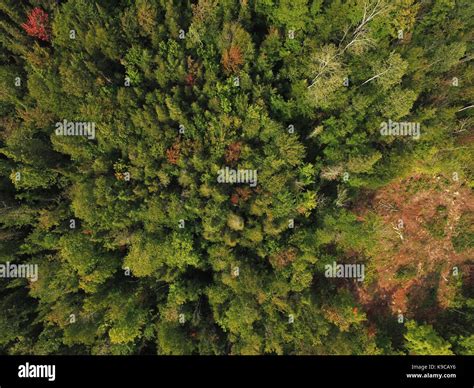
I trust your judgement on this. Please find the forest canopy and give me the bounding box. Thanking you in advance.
[0,0,473,355]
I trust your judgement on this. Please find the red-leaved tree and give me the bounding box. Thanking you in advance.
[166,142,181,165]
[21,8,50,41]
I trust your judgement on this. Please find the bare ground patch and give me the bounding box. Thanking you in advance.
[352,174,473,323]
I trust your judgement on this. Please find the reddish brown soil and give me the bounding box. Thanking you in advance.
[352,174,473,323]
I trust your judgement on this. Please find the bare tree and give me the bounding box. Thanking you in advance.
[341,0,388,54]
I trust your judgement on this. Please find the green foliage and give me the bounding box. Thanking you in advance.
[0,0,471,356]
[404,320,454,355]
